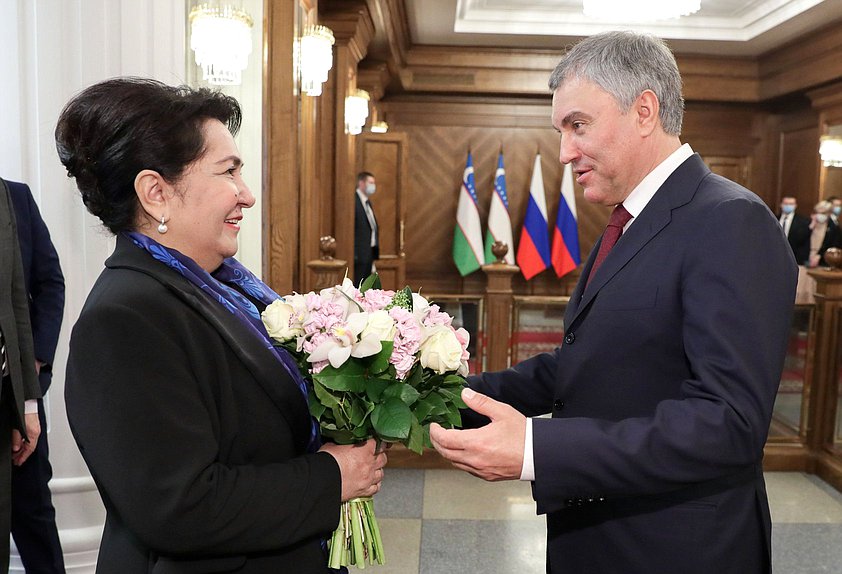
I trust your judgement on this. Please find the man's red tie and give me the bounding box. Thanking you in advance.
[587,204,633,285]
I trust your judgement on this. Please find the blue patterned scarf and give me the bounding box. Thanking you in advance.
[123,231,319,453]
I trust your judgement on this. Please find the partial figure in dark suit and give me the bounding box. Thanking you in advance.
[1,178,42,574]
[431,31,797,574]
[8,179,66,573]
[779,195,811,265]
[56,78,386,573]
[807,199,842,268]
[353,171,379,286]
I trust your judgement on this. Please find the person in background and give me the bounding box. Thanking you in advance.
[827,195,841,225]
[353,171,379,286]
[779,195,811,265]
[807,199,841,268]
[0,178,42,574]
[56,77,385,573]
[430,31,796,574]
[8,179,66,573]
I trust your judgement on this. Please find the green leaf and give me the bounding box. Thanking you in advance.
[360,273,382,292]
[443,404,463,428]
[368,341,394,374]
[308,391,327,419]
[383,382,420,407]
[413,393,448,423]
[364,378,390,403]
[315,362,366,392]
[443,374,467,386]
[405,417,425,454]
[348,399,367,427]
[322,428,357,444]
[313,380,340,409]
[401,286,413,311]
[371,398,413,440]
[405,365,423,388]
[438,387,467,409]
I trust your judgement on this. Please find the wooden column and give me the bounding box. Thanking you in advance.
[263,0,300,294]
[482,256,520,372]
[807,263,842,491]
[320,1,374,271]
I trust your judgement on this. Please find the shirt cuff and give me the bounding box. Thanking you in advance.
[519,417,535,481]
[25,399,39,415]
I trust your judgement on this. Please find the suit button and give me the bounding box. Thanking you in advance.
[564,332,575,344]
[553,399,565,410]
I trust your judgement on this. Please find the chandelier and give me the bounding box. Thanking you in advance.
[189,3,254,85]
[820,136,842,168]
[583,0,701,21]
[345,89,370,135]
[300,25,335,97]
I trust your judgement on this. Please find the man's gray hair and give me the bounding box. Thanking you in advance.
[548,31,684,136]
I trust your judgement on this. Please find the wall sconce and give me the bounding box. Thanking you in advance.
[371,121,389,133]
[189,3,254,85]
[300,25,335,97]
[820,135,842,168]
[345,89,370,135]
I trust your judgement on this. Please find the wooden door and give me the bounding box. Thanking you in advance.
[357,132,408,290]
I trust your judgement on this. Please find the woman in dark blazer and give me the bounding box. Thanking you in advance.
[56,77,386,573]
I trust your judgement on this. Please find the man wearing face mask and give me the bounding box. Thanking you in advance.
[353,171,379,286]
[779,196,810,265]
[827,196,842,225]
[807,200,841,268]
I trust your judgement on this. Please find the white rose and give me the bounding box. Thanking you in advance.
[262,300,304,341]
[361,309,396,341]
[419,326,463,374]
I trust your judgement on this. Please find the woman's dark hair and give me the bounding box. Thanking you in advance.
[55,77,242,234]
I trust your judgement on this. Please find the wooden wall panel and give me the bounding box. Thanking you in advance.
[780,126,821,212]
[385,98,772,296]
[390,119,610,295]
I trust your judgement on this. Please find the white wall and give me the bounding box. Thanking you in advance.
[0,0,264,570]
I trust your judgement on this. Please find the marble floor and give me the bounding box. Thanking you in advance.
[372,469,842,574]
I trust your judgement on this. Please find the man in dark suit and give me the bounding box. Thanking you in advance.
[1,177,42,574]
[779,195,811,264]
[353,171,379,285]
[8,179,66,572]
[431,32,796,573]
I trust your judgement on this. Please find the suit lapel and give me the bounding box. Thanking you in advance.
[106,236,312,451]
[566,155,710,328]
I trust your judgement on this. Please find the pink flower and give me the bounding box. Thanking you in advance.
[360,289,395,313]
[389,307,422,379]
[423,304,452,328]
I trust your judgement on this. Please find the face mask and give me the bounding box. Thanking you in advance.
[365,183,376,196]
[815,214,829,224]
[833,206,841,216]
[781,205,795,214]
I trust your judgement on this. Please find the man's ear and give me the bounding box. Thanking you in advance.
[134,169,171,219]
[635,90,660,136]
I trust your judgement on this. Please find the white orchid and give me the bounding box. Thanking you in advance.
[307,312,382,369]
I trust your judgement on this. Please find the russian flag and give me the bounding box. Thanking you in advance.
[551,163,581,277]
[516,154,551,280]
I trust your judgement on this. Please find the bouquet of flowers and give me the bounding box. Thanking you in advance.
[261,275,470,569]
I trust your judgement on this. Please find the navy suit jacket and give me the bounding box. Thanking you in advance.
[469,155,797,573]
[8,180,65,393]
[354,192,379,285]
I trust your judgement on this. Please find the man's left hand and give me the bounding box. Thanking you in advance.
[429,388,526,482]
[11,412,41,466]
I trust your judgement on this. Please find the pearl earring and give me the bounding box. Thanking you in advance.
[157,216,168,234]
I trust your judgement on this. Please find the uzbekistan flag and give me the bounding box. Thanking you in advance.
[516,154,551,280]
[551,162,581,277]
[483,152,515,264]
[452,152,485,276]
